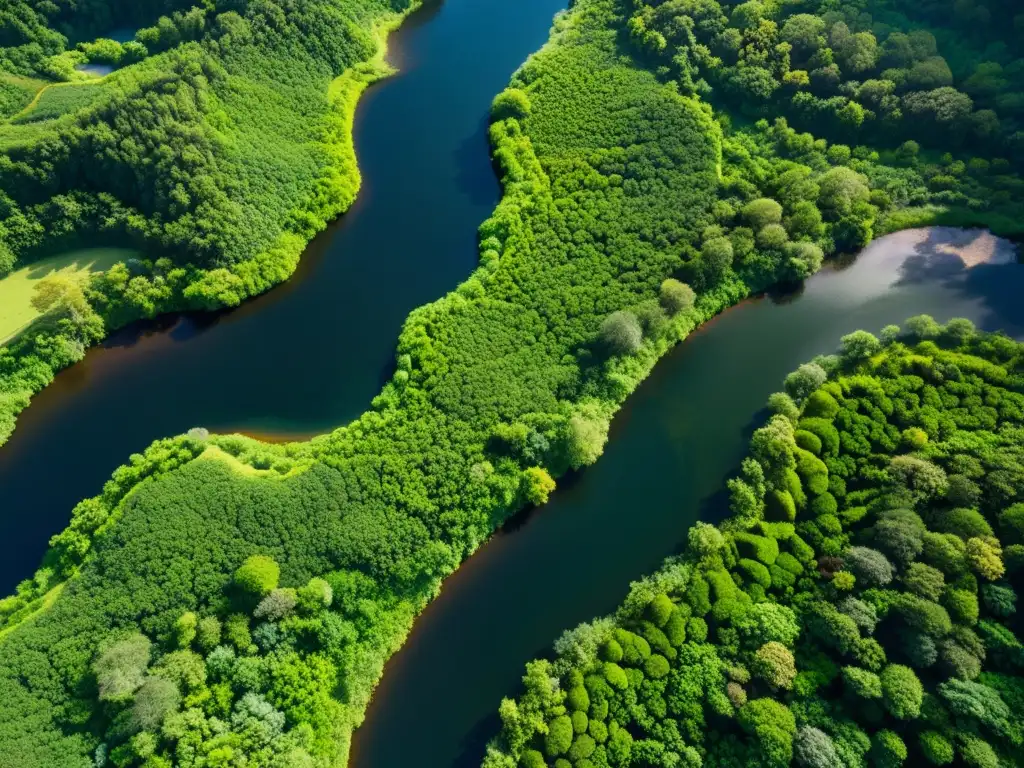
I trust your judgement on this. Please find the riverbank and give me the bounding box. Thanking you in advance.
[2,0,1024,765]
[0,0,730,761]
[485,323,1024,768]
[878,206,1024,245]
[0,0,419,450]
[0,0,567,595]
[349,226,1023,768]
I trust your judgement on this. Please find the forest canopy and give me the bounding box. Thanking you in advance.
[1,0,1023,765]
[0,0,412,446]
[484,319,1024,768]
[4,0,1024,452]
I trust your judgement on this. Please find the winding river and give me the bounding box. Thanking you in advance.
[0,1,1022,766]
[0,0,567,591]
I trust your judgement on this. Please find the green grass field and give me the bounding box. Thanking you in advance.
[10,81,108,124]
[0,248,136,343]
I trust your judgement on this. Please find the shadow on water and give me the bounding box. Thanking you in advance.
[453,116,500,206]
[453,713,504,768]
[766,280,805,305]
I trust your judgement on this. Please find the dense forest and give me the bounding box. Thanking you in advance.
[484,319,1024,768]
[627,0,1024,161]
[1,0,1023,766]
[0,0,412,445]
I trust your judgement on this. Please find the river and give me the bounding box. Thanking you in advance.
[1,1,1022,766]
[350,226,1023,768]
[0,0,568,591]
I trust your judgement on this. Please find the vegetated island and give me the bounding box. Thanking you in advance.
[0,0,416,446]
[484,318,1024,768]
[1,0,1023,765]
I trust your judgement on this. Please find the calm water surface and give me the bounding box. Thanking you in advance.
[0,0,568,591]
[350,227,1023,768]
[1,4,1022,766]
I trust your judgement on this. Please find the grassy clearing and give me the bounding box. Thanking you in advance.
[878,204,1024,243]
[0,583,64,644]
[198,444,312,480]
[11,81,108,124]
[0,248,137,343]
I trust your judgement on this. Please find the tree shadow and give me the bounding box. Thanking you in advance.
[691,405,770,536]
[499,467,587,534]
[452,711,504,768]
[100,310,224,350]
[767,280,806,305]
[453,114,501,208]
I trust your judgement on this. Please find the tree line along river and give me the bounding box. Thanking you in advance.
[1,0,1022,766]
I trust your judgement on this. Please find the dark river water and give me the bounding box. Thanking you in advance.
[0,0,567,590]
[0,1,1022,766]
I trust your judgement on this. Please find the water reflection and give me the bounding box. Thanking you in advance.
[350,227,1023,768]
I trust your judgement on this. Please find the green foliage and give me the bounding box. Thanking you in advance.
[794,726,842,768]
[741,198,784,230]
[570,710,587,735]
[522,467,557,506]
[795,430,822,455]
[919,731,954,765]
[739,558,771,589]
[600,639,623,663]
[767,489,797,522]
[958,734,999,768]
[738,698,796,767]
[786,364,828,402]
[644,654,670,679]
[234,555,280,598]
[602,663,628,690]
[599,311,643,356]
[872,729,907,768]
[566,685,589,713]
[545,716,574,757]
[486,327,1024,768]
[0,0,410,447]
[194,616,221,653]
[753,642,796,689]
[734,532,780,564]
[843,666,882,699]
[880,664,923,719]
[659,279,695,316]
[844,547,894,587]
[492,88,532,121]
[131,676,180,731]
[804,390,840,419]
[173,612,197,649]
[6,0,1024,762]
[93,633,152,702]
[646,594,674,627]
[565,411,610,470]
[735,602,800,648]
